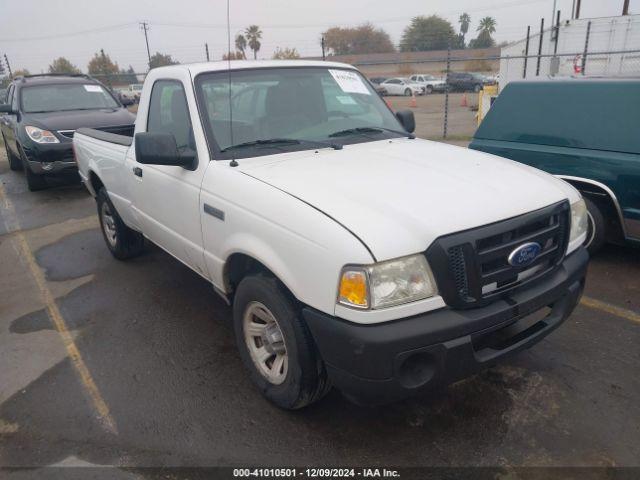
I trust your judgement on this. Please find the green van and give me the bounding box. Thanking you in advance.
[470,79,640,254]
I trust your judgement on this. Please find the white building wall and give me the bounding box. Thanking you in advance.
[500,15,640,88]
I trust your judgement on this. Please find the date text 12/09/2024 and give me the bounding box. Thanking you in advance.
[233,468,400,478]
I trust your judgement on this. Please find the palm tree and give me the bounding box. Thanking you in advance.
[459,13,471,46]
[477,16,497,35]
[245,25,262,60]
[235,34,247,59]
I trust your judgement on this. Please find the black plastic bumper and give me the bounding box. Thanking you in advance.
[21,142,77,175]
[303,247,588,405]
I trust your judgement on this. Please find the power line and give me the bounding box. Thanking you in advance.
[0,23,136,43]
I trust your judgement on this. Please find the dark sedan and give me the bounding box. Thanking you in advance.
[1,74,136,190]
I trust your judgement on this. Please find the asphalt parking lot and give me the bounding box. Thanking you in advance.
[1,143,639,473]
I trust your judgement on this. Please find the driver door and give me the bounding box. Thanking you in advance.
[129,76,211,279]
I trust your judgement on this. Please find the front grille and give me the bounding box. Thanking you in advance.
[426,201,570,309]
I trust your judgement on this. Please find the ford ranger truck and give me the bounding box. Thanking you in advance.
[73,61,589,409]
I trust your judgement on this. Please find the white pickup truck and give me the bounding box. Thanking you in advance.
[74,60,589,409]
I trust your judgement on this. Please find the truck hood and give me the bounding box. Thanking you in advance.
[238,139,573,261]
[24,108,136,132]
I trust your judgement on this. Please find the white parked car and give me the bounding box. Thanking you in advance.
[409,74,447,94]
[73,60,589,409]
[380,77,424,96]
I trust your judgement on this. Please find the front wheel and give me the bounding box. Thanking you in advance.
[20,147,48,191]
[97,187,145,260]
[233,274,331,409]
[584,197,607,255]
[404,88,412,96]
[3,135,23,171]
[426,85,434,94]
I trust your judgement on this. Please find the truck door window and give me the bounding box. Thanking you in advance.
[147,80,193,151]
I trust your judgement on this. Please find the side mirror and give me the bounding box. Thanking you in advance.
[0,104,13,114]
[135,132,196,170]
[395,109,415,134]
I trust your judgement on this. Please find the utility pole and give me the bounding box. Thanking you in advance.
[623,0,630,15]
[140,22,152,68]
[4,54,13,78]
[551,0,558,29]
[205,43,210,61]
[575,0,582,19]
[321,36,326,61]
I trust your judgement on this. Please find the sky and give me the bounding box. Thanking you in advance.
[0,0,637,74]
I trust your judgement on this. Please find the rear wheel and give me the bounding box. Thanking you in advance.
[97,187,145,260]
[2,134,23,171]
[584,197,607,255]
[404,88,412,96]
[473,84,482,93]
[233,274,331,409]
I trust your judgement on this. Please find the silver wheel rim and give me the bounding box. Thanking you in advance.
[100,202,118,248]
[585,210,596,248]
[243,301,288,385]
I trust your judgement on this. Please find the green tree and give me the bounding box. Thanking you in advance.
[245,25,262,59]
[322,23,395,55]
[88,49,119,85]
[477,16,497,35]
[272,47,300,59]
[13,69,31,78]
[119,65,138,84]
[48,57,80,74]
[222,51,244,60]
[400,15,456,52]
[235,34,247,59]
[469,17,497,49]
[469,30,496,49]
[458,13,471,47]
[149,52,178,69]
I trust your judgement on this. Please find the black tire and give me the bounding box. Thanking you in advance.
[426,85,434,94]
[2,134,23,171]
[404,88,412,96]
[584,197,606,255]
[19,146,48,191]
[233,274,331,409]
[96,187,145,260]
[473,84,482,93]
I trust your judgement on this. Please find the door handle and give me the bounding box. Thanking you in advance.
[133,167,143,177]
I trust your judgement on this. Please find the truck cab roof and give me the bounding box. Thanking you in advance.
[151,59,357,77]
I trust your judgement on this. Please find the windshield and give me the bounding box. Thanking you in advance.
[195,67,406,159]
[21,84,120,113]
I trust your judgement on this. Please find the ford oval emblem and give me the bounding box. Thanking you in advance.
[508,242,542,267]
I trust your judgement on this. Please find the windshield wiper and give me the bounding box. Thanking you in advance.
[221,138,342,153]
[329,126,415,139]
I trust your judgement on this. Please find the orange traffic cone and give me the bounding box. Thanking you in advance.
[410,91,417,108]
[460,93,468,107]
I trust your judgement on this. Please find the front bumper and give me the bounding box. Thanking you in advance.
[21,142,77,175]
[303,247,588,405]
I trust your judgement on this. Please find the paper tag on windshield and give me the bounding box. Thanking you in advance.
[329,69,370,95]
[84,85,103,93]
[336,95,357,105]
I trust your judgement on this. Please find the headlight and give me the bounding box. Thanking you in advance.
[338,254,437,310]
[25,126,60,144]
[569,198,588,246]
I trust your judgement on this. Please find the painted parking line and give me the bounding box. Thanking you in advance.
[581,296,640,325]
[0,183,117,434]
